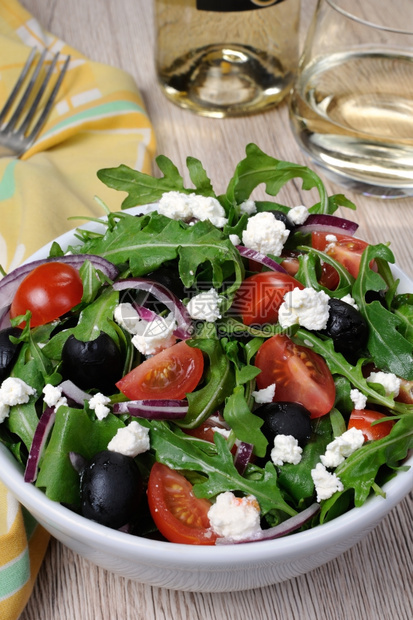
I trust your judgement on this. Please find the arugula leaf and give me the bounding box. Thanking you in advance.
[335,414,413,506]
[222,143,330,213]
[223,385,268,458]
[295,249,354,296]
[179,338,235,428]
[146,420,296,516]
[353,244,413,379]
[97,156,187,209]
[393,294,413,343]
[78,212,244,291]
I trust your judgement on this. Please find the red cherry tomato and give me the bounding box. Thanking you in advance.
[183,416,237,454]
[10,262,83,327]
[311,232,370,283]
[116,341,204,400]
[231,271,304,326]
[147,462,217,545]
[254,334,336,418]
[348,409,394,442]
[396,378,413,404]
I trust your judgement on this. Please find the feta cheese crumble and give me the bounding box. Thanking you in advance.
[239,199,257,215]
[114,303,177,355]
[350,388,367,410]
[270,434,303,466]
[89,392,111,420]
[287,205,309,226]
[229,233,241,246]
[186,288,223,322]
[42,384,68,411]
[278,287,330,330]
[107,421,150,457]
[158,191,228,228]
[242,212,290,257]
[320,428,365,468]
[208,492,261,541]
[341,294,359,310]
[252,383,276,404]
[0,377,36,422]
[311,462,344,501]
[367,371,401,397]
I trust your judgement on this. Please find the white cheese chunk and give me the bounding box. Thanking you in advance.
[208,492,261,541]
[341,294,359,310]
[186,288,223,322]
[158,191,228,228]
[89,392,111,420]
[278,287,330,330]
[350,388,367,410]
[239,199,257,215]
[367,371,401,397]
[270,434,303,466]
[42,384,68,411]
[320,428,365,468]
[107,421,150,457]
[287,205,309,226]
[252,383,276,404]
[242,212,290,257]
[311,463,344,501]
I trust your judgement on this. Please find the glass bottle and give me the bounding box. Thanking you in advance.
[154,0,301,117]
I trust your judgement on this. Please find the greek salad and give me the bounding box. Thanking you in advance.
[0,144,412,545]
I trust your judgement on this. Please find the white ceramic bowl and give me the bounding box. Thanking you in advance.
[0,210,412,592]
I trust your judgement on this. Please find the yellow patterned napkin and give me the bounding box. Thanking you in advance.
[0,1,156,618]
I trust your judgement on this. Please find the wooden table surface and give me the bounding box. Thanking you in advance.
[19,1,413,618]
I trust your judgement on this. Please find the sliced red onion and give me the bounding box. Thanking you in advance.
[113,278,193,339]
[234,441,254,475]
[24,406,56,483]
[59,380,91,406]
[0,254,119,316]
[296,214,358,236]
[236,246,288,274]
[133,304,159,322]
[215,502,320,545]
[68,451,89,474]
[113,399,189,419]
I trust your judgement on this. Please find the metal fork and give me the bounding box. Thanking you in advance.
[0,47,70,158]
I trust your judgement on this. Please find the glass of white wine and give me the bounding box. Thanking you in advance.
[289,0,413,198]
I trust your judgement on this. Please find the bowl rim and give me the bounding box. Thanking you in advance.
[0,206,412,565]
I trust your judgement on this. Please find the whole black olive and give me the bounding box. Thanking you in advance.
[61,331,123,394]
[80,450,143,529]
[255,401,312,459]
[0,327,23,382]
[321,298,368,362]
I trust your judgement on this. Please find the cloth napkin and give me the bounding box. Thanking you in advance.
[0,1,156,618]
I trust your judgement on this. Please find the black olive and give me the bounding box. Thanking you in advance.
[80,450,143,529]
[320,298,368,362]
[365,289,387,308]
[61,331,123,394]
[0,327,23,382]
[147,264,187,300]
[272,210,295,231]
[255,401,312,459]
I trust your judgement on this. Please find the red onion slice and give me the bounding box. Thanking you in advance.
[113,399,189,419]
[0,254,118,317]
[113,278,193,339]
[236,246,288,274]
[234,441,254,475]
[24,406,56,483]
[296,214,358,236]
[215,502,320,545]
[59,380,91,406]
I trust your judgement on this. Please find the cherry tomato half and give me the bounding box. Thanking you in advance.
[116,341,204,400]
[10,262,83,327]
[311,232,370,286]
[348,409,394,442]
[147,462,217,545]
[254,334,336,418]
[231,271,304,326]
